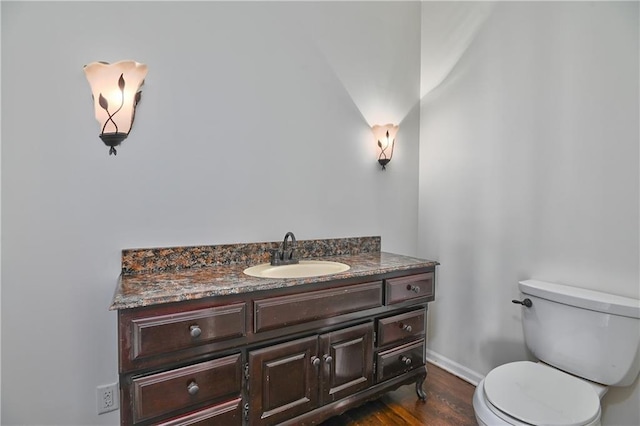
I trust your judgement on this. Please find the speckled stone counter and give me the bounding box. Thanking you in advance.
[110,236,439,310]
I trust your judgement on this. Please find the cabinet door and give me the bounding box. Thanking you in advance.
[319,322,374,405]
[249,336,319,426]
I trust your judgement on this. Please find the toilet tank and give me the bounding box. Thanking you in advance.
[519,279,640,386]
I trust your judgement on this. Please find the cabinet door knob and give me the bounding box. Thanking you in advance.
[311,356,321,367]
[190,325,202,338]
[406,285,421,293]
[400,356,412,365]
[323,355,333,364]
[401,323,412,333]
[187,381,199,395]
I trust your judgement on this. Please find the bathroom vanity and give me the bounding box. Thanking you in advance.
[111,237,438,425]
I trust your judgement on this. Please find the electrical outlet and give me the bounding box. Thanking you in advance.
[96,382,119,414]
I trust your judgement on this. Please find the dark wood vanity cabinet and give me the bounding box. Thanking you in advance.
[117,269,435,425]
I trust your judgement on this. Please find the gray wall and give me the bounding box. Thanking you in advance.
[1,2,421,424]
[419,2,639,425]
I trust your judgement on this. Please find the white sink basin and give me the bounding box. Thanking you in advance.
[243,260,350,279]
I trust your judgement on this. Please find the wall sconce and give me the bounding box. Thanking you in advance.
[372,124,398,170]
[84,60,148,155]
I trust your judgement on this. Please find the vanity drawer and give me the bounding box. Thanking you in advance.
[132,353,242,423]
[254,281,382,332]
[156,398,242,426]
[376,339,425,382]
[377,308,425,347]
[385,273,434,305]
[131,303,246,360]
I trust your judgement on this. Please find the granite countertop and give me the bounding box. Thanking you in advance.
[110,237,439,310]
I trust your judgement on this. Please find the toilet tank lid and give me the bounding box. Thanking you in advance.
[519,280,640,319]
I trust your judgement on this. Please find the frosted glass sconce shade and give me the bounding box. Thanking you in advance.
[372,124,398,170]
[84,60,148,155]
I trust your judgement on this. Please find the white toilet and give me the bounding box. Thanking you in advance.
[473,279,640,426]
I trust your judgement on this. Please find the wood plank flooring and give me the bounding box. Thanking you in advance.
[321,362,478,426]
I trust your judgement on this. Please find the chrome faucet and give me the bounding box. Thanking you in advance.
[270,232,299,266]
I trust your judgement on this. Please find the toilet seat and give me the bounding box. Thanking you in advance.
[483,361,601,426]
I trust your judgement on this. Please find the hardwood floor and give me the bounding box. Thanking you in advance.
[321,362,478,426]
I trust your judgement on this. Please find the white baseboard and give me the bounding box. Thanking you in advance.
[426,349,484,387]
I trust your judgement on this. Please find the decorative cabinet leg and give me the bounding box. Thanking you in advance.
[416,370,427,401]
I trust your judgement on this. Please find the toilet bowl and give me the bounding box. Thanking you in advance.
[473,361,607,426]
[472,279,640,426]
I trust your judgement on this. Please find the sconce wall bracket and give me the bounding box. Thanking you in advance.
[99,133,128,156]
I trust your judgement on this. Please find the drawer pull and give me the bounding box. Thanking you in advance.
[323,354,333,364]
[189,325,202,338]
[406,284,421,293]
[400,323,412,333]
[311,356,321,368]
[187,381,200,395]
[400,355,412,366]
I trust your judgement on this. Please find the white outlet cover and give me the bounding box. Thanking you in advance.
[96,382,119,414]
